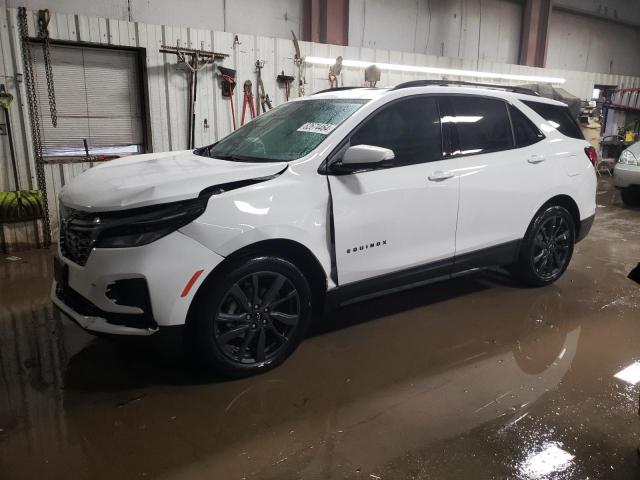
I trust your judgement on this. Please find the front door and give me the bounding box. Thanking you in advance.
[328,96,460,285]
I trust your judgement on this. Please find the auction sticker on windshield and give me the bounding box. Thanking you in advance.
[297,122,337,135]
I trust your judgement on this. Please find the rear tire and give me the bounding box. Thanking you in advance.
[511,205,575,287]
[190,256,312,377]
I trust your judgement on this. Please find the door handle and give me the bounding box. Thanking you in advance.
[428,171,454,182]
[527,155,546,164]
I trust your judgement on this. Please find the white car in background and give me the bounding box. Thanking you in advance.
[52,81,597,376]
[614,142,640,206]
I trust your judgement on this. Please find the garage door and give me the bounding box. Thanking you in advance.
[32,44,145,158]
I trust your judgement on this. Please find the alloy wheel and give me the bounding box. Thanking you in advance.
[214,271,300,365]
[532,215,571,280]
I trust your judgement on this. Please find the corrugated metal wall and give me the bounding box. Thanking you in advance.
[2,6,640,253]
[349,0,524,65]
[547,8,640,77]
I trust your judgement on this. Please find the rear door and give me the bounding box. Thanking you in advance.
[442,95,551,268]
[328,96,460,285]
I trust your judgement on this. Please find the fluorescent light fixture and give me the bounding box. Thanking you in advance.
[305,56,566,84]
[519,442,574,479]
[614,361,640,385]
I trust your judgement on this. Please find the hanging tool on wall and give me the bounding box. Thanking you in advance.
[291,30,305,97]
[277,71,294,101]
[241,80,256,125]
[218,66,237,130]
[160,41,228,148]
[255,60,272,113]
[0,84,45,236]
[328,56,343,88]
[17,7,51,245]
[365,64,381,87]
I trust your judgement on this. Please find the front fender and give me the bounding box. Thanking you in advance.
[179,169,333,280]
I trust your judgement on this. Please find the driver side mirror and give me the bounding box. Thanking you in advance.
[333,144,395,172]
[342,144,394,165]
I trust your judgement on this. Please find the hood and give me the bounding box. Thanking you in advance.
[59,150,288,212]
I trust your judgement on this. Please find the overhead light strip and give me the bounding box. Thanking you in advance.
[305,56,566,84]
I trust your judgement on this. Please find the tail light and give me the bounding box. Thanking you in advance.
[584,146,598,165]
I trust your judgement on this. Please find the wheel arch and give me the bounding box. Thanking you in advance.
[186,239,329,327]
[537,194,581,235]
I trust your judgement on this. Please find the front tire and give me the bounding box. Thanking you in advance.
[512,205,575,287]
[191,256,312,377]
[621,188,640,207]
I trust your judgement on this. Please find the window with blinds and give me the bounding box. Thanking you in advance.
[32,44,145,158]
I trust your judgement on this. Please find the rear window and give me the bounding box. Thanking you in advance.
[522,101,584,140]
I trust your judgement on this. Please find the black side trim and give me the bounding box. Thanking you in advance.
[576,214,595,243]
[325,258,452,309]
[325,240,521,310]
[452,240,520,274]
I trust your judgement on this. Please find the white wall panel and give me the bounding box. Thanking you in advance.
[547,9,640,77]
[349,0,522,65]
[6,0,303,38]
[554,0,640,27]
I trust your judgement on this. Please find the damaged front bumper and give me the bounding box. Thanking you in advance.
[52,283,158,336]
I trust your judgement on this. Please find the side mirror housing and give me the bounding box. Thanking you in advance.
[340,144,395,167]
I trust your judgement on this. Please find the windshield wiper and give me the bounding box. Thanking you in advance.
[211,153,285,163]
[212,153,256,162]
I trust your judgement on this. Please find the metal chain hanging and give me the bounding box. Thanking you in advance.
[37,9,57,127]
[18,7,52,246]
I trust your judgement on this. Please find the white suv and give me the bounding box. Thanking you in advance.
[52,81,597,376]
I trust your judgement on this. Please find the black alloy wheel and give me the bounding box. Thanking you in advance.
[531,215,571,281]
[512,205,575,287]
[214,272,301,365]
[191,256,312,377]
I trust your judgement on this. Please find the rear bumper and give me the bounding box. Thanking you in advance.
[576,214,595,243]
[614,163,640,189]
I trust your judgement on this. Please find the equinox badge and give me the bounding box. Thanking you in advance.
[346,240,387,254]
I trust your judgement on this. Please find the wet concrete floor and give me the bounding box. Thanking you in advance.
[2,176,640,479]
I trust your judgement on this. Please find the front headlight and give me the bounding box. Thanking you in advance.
[619,150,638,166]
[95,198,207,248]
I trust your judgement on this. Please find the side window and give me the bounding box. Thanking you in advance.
[350,97,442,166]
[521,100,584,140]
[509,104,545,148]
[448,96,513,155]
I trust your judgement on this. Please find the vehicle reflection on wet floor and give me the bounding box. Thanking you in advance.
[1,177,640,479]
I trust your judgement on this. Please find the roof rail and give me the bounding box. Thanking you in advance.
[312,86,369,95]
[391,80,539,96]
